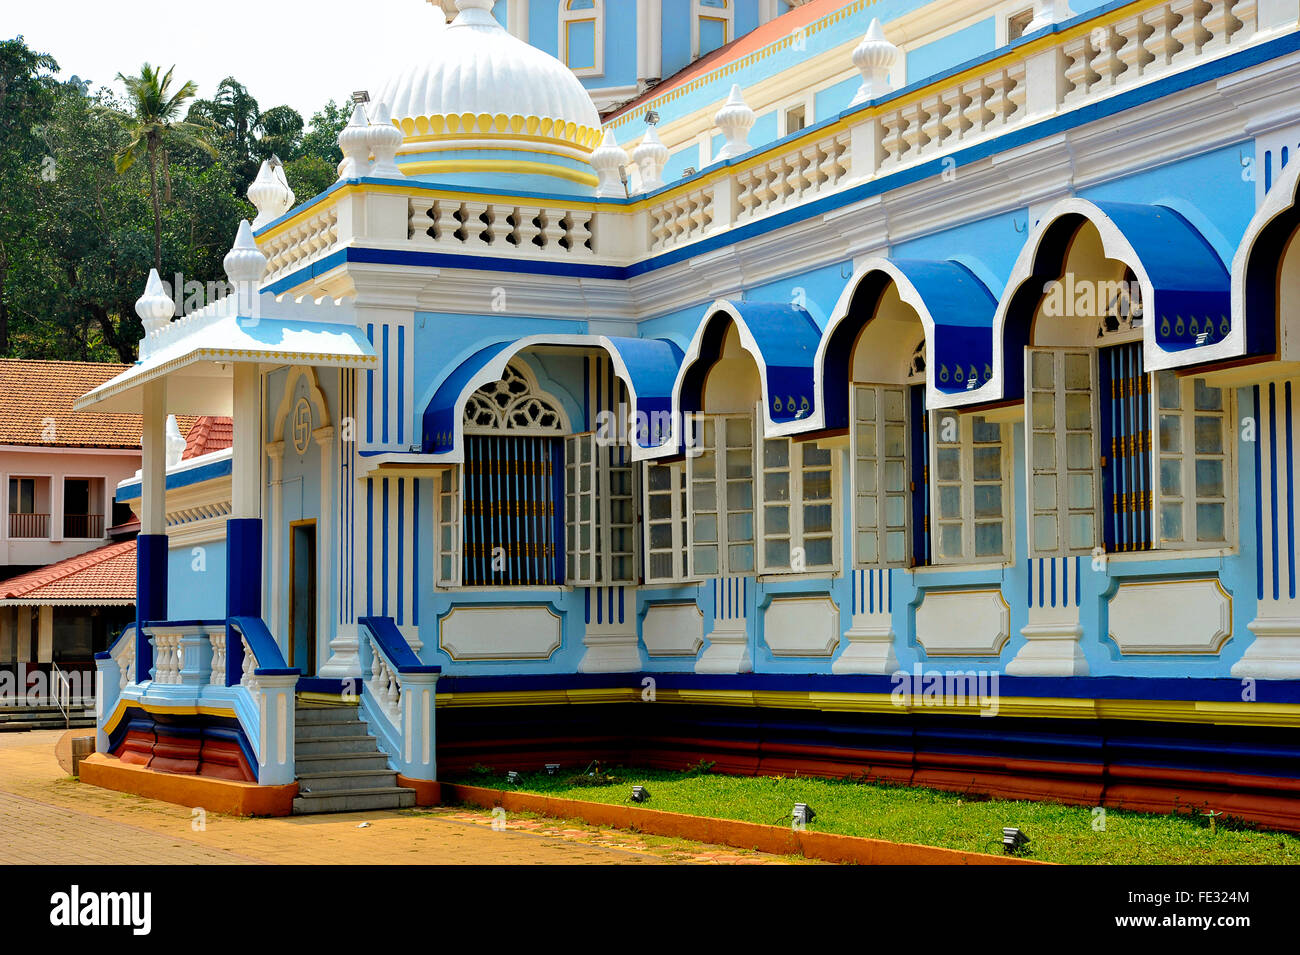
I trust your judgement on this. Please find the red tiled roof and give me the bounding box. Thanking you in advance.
[0,540,136,605]
[0,359,198,449]
[606,0,859,121]
[183,416,233,459]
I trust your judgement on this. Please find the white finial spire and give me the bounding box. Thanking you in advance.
[713,85,755,162]
[367,102,406,178]
[633,126,669,194]
[223,220,267,323]
[247,159,296,229]
[452,0,499,26]
[165,415,186,467]
[135,269,176,349]
[850,19,899,106]
[591,130,628,198]
[337,102,372,179]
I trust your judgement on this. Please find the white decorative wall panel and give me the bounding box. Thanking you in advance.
[642,603,704,657]
[763,596,840,657]
[915,589,1010,657]
[438,605,562,661]
[1109,579,1232,655]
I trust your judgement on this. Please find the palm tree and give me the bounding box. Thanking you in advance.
[106,64,216,273]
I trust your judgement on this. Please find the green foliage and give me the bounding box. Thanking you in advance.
[0,37,348,362]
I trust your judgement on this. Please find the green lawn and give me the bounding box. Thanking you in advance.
[447,764,1300,865]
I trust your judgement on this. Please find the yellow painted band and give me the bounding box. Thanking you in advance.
[102,698,240,736]
[398,159,599,188]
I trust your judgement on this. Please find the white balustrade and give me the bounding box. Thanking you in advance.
[209,631,226,687]
[152,632,181,685]
[240,635,259,695]
[407,198,596,257]
[117,637,135,692]
[365,634,403,727]
[261,206,341,282]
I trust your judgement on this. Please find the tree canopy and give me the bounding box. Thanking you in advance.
[0,36,350,362]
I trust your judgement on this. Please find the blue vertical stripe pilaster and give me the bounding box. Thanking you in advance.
[225,518,263,686]
[135,533,168,680]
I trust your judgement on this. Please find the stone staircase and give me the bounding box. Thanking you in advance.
[0,702,96,732]
[292,703,416,814]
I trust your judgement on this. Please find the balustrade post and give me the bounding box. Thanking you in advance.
[254,674,297,785]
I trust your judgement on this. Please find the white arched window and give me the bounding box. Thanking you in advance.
[693,0,733,59]
[560,0,604,77]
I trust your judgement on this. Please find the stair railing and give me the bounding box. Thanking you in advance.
[49,662,70,729]
[225,616,300,786]
[357,616,441,782]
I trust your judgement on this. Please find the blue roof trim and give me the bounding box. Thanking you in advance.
[420,336,684,455]
[896,259,998,394]
[680,301,823,427]
[116,456,233,503]
[1096,202,1231,352]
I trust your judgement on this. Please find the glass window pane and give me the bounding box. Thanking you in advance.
[729,544,755,573]
[1034,475,1057,511]
[805,538,833,567]
[856,461,877,493]
[765,539,790,568]
[858,531,878,563]
[802,444,832,468]
[804,471,831,501]
[973,447,1001,481]
[1158,371,1180,410]
[1066,433,1093,470]
[694,515,718,542]
[727,512,754,542]
[937,447,960,481]
[1196,503,1226,542]
[939,486,961,520]
[1193,379,1223,412]
[883,425,906,458]
[1068,513,1094,549]
[855,387,875,420]
[856,496,877,526]
[1160,503,1183,541]
[975,522,1003,557]
[764,440,789,469]
[1033,436,1056,470]
[1160,458,1181,497]
[725,417,751,447]
[885,531,905,563]
[1159,415,1181,453]
[1194,416,1223,455]
[1064,354,1091,389]
[974,485,1002,518]
[764,472,790,502]
[1032,352,1054,389]
[884,495,906,527]
[803,504,832,535]
[939,524,963,559]
[1068,473,1093,509]
[1034,515,1057,552]
[884,389,905,421]
[1032,394,1055,430]
[1195,459,1224,499]
[693,546,718,575]
[765,505,790,534]
[727,481,753,510]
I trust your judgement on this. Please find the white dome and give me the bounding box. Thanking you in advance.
[376,0,603,161]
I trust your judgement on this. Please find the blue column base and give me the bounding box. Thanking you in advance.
[226,517,263,686]
[135,534,168,681]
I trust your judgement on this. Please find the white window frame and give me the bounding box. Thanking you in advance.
[433,466,462,589]
[930,411,1012,565]
[1026,347,1102,558]
[560,0,605,77]
[642,460,692,585]
[686,411,756,578]
[851,383,913,569]
[692,0,733,59]
[1152,371,1234,550]
[757,432,839,576]
[566,432,639,586]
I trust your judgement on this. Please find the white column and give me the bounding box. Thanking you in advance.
[16,608,31,664]
[266,442,285,642]
[0,609,13,663]
[50,479,64,543]
[645,0,662,82]
[314,426,347,674]
[36,606,53,663]
[833,569,900,673]
[231,363,261,520]
[140,379,168,535]
[758,0,779,24]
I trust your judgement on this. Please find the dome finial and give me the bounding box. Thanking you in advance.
[367,102,405,179]
[452,0,499,26]
[337,102,372,179]
[248,159,296,228]
[714,85,755,162]
[591,130,628,198]
[224,220,267,324]
[850,19,899,106]
[633,126,669,194]
[135,269,176,345]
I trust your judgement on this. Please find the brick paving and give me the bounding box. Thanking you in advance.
[0,731,802,865]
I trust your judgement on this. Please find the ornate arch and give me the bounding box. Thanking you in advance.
[462,360,569,435]
[269,365,331,445]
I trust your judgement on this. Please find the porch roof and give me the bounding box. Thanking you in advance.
[0,539,135,607]
[74,307,378,416]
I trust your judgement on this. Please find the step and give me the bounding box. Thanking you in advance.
[296,769,400,793]
[295,706,360,725]
[294,719,371,740]
[294,735,383,757]
[294,752,391,774]
[292,786,416,815]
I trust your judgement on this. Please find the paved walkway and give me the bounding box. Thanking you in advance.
[0,732,799,865]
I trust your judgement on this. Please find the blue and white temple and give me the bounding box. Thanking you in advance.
[77,0,1300,826]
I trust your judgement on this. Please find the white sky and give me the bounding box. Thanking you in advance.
[7,0,449,119]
